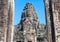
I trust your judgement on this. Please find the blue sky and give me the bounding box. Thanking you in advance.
[14,0,46,25]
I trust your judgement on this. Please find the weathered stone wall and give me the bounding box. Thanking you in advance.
[51,0,60,42]
[44,0,60,42]
[0,0,14,42]
[0,0,8,42]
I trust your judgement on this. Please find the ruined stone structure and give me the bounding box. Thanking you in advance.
[44,0,60,42]
[14,3,47,42]
[1,0,60,42]
[0,0,14,42]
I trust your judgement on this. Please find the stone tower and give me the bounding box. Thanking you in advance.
[14,3,46,42]
[21,3,38,42]
[0,0,14,42]
[44,0,60,42]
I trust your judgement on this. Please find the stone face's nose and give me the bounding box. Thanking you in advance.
[21,2,38,21]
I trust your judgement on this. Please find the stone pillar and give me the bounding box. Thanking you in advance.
[6,0,14,42]
[44,0,52,42]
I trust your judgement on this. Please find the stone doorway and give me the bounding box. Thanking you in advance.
[28,41,32,42]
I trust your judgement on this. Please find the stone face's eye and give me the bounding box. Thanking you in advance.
[22,18,26,22]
